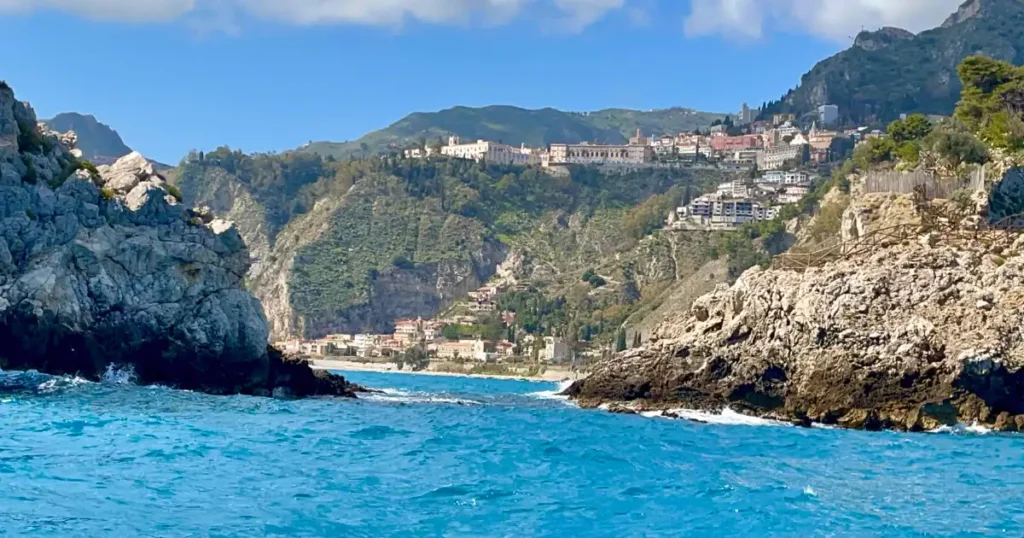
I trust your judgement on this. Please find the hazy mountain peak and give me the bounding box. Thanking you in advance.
[43,112,131,165]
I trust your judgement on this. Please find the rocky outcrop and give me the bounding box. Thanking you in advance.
[0,84,354,397]
[570,194,1024,432]
[853,27,915,52]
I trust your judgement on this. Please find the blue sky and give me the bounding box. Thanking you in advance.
[0,0,962,164]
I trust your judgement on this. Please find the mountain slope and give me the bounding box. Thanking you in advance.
[173,151,735,341]
[43,112,132,164]
[300,105,726,158]
[762,0,1024,125]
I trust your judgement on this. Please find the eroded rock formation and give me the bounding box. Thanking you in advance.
[0,83,353,397]
[570,192,1024,431]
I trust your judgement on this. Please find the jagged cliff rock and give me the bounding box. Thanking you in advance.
[0,84,353,397]
[570,192,1024,432]
[762,0,1024,124]
[853,27,915,52]
[42,112,131,165]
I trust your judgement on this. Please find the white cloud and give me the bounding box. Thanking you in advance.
[684,0,965,42]
[0,0,629,29]
[0,0,196,21]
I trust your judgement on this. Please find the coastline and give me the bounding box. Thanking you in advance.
[310,359,583,383]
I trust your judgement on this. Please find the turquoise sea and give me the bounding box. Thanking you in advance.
[1,368,1023,537]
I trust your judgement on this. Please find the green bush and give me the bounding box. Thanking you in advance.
[391,255,415,269]
[101,187,116,201]
[22,158,37,184]
[16,119,53,155]
[165,183,183,203]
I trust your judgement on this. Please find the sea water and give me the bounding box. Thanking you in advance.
[1,369,1023,537]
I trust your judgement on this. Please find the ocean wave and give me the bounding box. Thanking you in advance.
[928,423,995,435]
[529,380,575,401]
[362,388,481,406]
[36,375,93,394]
[647,408,792,428]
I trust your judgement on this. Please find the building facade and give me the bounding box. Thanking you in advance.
[710,135,762,153]
[442,136,532,166]
[758,145,803,170]
[818,105,839,125]
[679,196,779,230]
[540,337,570,363]
[547,143,653,166]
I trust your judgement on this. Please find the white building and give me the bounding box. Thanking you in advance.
[762,171,809,185]
[540,337,570,363]
[352,334,381,358]
[758,145,803,170]
[394,319,423,346]
[676,195,779,230]
[435,339,489,361]
[442,136,533,166]
[777,185,811,204]
[818,104,839,126]
[717,181,752,199]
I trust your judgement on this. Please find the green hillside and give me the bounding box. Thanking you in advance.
[299,105,726,159]
[173,152,737,340]
[761,0,1024,125]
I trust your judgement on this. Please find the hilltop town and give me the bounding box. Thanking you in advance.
[276,101,912,374]
[403,103,869,171]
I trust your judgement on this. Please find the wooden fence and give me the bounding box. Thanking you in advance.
[862,168,987,199]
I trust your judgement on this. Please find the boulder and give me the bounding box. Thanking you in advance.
[98,151,157,193]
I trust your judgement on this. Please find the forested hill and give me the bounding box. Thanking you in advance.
[172,150,735,341]
[298,105,726,159]
[760,0,1024,126]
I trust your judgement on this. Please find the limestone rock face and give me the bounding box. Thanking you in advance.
[0,83,352,397]
[570,195,1024,431]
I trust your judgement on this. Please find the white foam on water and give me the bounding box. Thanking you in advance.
[530,380,574,401]
[36,376,92,394]
[363,388,481,406]
[803,486,818,497]
[928,423,996,435]
[660,408,792,428]
[101,364,137,385]
[965,422,993,435]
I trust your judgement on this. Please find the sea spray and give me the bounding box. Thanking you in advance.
[529,380,575,401]
[101,364,138,385]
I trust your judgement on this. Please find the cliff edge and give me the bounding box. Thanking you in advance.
[0,82,352,397]
[569,189,1024,432]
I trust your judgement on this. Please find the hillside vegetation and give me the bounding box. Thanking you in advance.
[299,105,725,159]
[173,152,736,339]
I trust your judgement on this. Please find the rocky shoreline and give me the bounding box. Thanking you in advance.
[0,83,356,398]
[568,192,1024,432]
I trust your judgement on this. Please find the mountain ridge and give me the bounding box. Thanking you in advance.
[761,0,1024,125]
[42,112,132,165]
[299,104,727,158]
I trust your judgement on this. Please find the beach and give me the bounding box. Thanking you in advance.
[309,359,583,383]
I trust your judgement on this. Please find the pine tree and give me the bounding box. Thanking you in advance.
[615,329,627,352]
